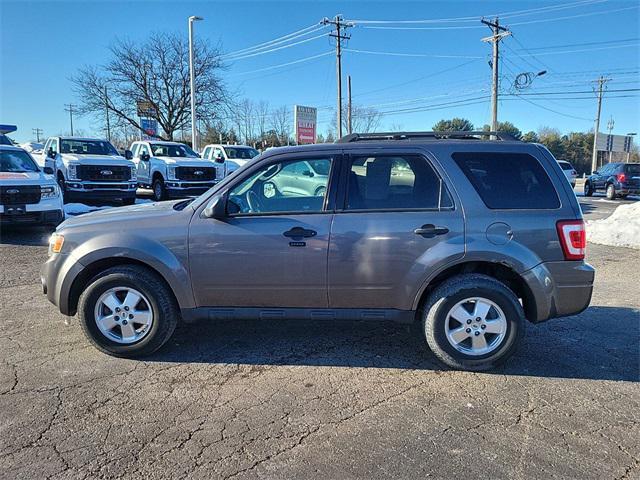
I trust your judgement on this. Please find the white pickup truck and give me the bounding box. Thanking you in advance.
[1,145,64,226]
[200,144,260,177]
[42,137,137,204]
[128,140,223,201]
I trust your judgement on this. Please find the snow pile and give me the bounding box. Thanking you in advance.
[586,202,640,249]
[19,142,44,153]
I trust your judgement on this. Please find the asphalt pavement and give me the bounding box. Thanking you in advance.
[0,198,638,479]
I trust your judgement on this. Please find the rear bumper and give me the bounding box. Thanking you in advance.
[618,186,640,195]
[522,260,595,323]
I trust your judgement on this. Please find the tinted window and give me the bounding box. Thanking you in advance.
[224,147,259,160]
[60,139,117,155]
[1,150,39,172]
[558,161,573,171]
[0,135,13,146]
[625,164,640,174]
[150,143,189,157]
[227,157,332,215]
[453,152,560,209]
[346,155,452,210]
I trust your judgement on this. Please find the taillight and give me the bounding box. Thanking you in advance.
[617,173,626,183]
[556,220,586,260]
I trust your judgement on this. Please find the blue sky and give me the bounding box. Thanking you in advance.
[1,0,639,143]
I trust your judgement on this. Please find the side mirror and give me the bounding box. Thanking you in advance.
[141,153,150,161]
[214,153,224,164]
[47,148,56,159]
[302,169,314,177]
[124,149,133,160]
[203,194,227,219]
[43,166,54,175]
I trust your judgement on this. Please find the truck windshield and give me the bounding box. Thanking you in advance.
[150,144,190,157]
[1,150,39,173]
[60,139,119,156]
[223,147,259,160]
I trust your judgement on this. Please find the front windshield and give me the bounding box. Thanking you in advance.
[0,150,39,173]
[150,143,190,157]
[223,147,259,160]
[60,139,119,156]
[182,145,199,157]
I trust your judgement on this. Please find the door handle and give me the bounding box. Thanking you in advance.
[414,224,449,238]
[283,227,317,238]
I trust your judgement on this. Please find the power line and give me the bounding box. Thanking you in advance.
[226,33,328,61]
[518,37,639,51]
[222,24,325,58]
[509,6,638,26]
[343,48,482,59]
[230,51,333,76]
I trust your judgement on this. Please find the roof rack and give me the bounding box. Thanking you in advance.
[336,131,519,143]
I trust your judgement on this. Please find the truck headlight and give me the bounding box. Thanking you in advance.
[41,185,59,199]
[130,165,137,181]
[167,165,177,180]
[67,164,79,180]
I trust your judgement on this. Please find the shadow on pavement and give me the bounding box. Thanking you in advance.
[0,225,53,246]
[148,305,639,382]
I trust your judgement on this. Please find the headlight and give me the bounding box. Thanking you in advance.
[41,185,59,199]
[48,233,64,255]
[167,165,177,180]
[67,164,79,180]
[130,165,137,181]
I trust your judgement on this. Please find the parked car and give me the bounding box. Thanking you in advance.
[584,162,640,199]
[201,144,260,176]
[42,131,594,371]
[128,141,222,201]
[41,137,137,205]
[1,145,63,226]
[557,160,578,188]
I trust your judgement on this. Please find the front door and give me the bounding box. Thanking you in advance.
[328,152,465,311]
[135,143,151,184]
[189,152,339,308]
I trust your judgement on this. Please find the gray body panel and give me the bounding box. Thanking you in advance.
[42,139,594,324]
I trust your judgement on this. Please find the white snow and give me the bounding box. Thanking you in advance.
[586,202,640,249]
[19,142,44,153]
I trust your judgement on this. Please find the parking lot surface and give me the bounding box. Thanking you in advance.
[0,199,638,479]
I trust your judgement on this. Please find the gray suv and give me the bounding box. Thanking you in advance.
[41,131,594,371]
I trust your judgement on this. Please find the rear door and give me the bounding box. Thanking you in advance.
[328,150,465,311]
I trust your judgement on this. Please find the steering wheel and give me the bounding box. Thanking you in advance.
[246,190,264,212]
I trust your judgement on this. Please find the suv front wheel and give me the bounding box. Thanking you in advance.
[77,265,179,357]
[421,274,525,371]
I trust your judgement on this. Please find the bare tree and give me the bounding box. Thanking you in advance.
[269,105,292,145]
[331,104,382,137]
[72,33,227,140]
[256,101,270,140]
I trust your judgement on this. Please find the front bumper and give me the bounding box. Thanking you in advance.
[41,252,85,315]
[522,260,595,323]
[165,181,216,198]
[0,208,63,226]
[65,181,137,200]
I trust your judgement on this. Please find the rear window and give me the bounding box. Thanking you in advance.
[558,161,573,171]
[625,164,640,174]
[453,152,560,209]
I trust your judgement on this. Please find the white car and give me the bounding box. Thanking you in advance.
[1,145,63,226]
[42,137,137,204]
[558,160,578,188]
[128,141,222,201]
[201,144,260,177]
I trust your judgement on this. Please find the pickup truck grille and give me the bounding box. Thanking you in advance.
[77,165,131,182]
[175,166,216,181]
[1,185,41,205]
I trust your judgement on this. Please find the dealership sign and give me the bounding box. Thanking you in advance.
[141,118,158,140]
[595,133,634,153]
[294,105,317,145]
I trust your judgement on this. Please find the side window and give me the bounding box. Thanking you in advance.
[346,155,452,211]
[43,139,51,152]
[227,157,333,215]
[453,152,560,210]
[202,146,211,160]
[131,144,139,157]
[138,144,150,157]
[49,139,58,153]
[214,147,224,159]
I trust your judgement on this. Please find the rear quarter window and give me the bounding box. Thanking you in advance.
[625,164,640,175]
[453,152,560,209]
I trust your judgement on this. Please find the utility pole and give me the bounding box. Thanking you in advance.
[481,17,511,139]
[64,104,77,136]
[32,128,43,143]
[322,15,352,139]
[606,115,615,162]
[104,86,111,141]
[347,75,353,135]
[591,76,609,173]
[188,15,204,152]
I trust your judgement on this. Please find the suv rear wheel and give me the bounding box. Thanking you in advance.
[606,183,616,200]
[77,265,178,357]
[421,274,525,371]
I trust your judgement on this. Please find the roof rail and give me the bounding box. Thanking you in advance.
[336,131,519,143]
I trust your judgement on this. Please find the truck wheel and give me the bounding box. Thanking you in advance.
[77,265,179,358]
[153,177,167,201]
[421,274,525,371]
[57,173,69,203]
[606,183,616,200]
[584,181,593,197]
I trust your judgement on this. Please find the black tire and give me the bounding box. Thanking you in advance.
[77,265,179,357]
[314,186,327,197]
[584,181,594,197]
[421,274,525,371]
[57,173,69,203]
[153,177,167,201]
[606,183,616,200]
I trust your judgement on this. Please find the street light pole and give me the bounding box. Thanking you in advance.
[188,15,203,152]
